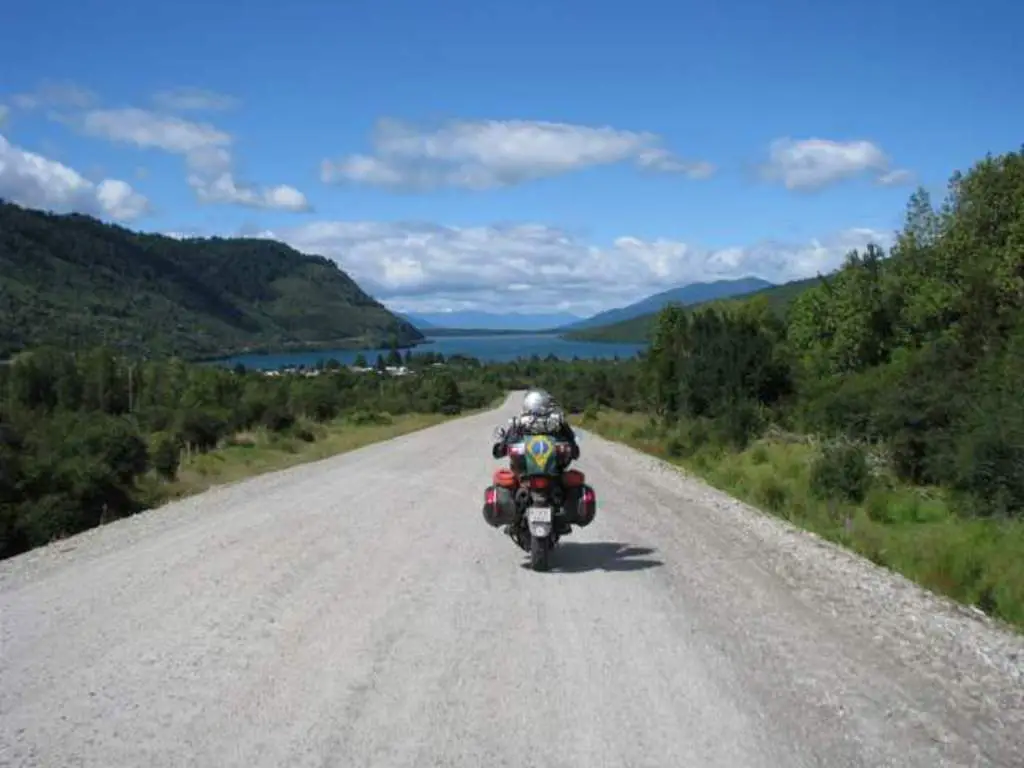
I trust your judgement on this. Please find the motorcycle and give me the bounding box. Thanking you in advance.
[482,427,597,571]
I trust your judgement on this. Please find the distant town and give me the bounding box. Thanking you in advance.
[261,362,438,378]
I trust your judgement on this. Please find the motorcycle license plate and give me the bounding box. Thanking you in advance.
[527,507,552,524]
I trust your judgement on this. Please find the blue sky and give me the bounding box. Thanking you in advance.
[1,0,1021,316]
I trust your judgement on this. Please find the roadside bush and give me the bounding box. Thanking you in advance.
[176,408,228,452]
[664,430,686,458]
[752,472,790,513]
[349,410,393,426]
[955,422,1024,519]
[810,441,873,504]
[260,404,296,433]
[712,400,765,450]
[426,372,462,414]
[151,432,181,480]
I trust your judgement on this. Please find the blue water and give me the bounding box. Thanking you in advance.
[218,334,645,370]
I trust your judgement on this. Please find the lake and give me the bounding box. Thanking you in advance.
[218,334,646,370]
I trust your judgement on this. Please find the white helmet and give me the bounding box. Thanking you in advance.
[522,388,554,416]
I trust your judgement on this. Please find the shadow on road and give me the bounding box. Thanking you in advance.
[522,541,664,573]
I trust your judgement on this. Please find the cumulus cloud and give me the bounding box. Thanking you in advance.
[81,108,311,211]
[0,133,148,221]
[321,118,714,190]
[151,87,240,112]
[762,138,914,190]
[250,218,891,315]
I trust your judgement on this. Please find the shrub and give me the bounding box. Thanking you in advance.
[151,433,181,480]
[749,443,770,465]
[810,441,872,504]
[349,410,393,426]
[753,472,790,513]
[261,404,296,433]
[953,398,1024,519]
[713,400,765,450]
[176,408,228,452]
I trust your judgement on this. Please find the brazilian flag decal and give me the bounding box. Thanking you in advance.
[524,435,555,473]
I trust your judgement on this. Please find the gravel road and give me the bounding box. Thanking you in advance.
[2,393,1022,767]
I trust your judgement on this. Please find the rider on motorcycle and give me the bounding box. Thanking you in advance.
[488,388,590,542]
[491,388,580,460]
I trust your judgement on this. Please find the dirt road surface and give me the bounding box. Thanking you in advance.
[2,394,1022,767]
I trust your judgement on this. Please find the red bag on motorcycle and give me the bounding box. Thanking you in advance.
[562,469,596,527]
[482,470,518,527]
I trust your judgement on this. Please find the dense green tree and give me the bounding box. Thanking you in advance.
[637,146,1024,516]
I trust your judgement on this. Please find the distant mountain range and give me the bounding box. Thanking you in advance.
[399,310,584,331]
[564,275,824,343]
[560,277,775,331]
[395,278,776,334]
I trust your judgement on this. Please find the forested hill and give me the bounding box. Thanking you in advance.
[0,201,424,360]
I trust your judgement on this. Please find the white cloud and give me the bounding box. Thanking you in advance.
[250,218,891,315]
[762,138,914,190]
[12,81,97,111]
[95,179,150,220]
[876,168,916,186]
[151,87,240,112]
[83,108,232,154]
[636,148,716,178]
[321,118,713,190]
[81,108,311,212]
[194,173,310,211]
[0,133,148,221]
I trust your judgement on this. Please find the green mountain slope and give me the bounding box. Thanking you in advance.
[565,275,824,342]
[561,277,774,331]
[0,201,423,359]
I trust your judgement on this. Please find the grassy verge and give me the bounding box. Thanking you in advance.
[145,393,507,506]
[154,412,451,501]
[582,409,1024,632]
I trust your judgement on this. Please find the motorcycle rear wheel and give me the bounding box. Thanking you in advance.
[529,534,550,572]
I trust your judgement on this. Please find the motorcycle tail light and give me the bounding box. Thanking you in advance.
[485,488,497,505]
[529,476,549,489]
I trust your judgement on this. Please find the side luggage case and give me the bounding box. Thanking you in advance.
[562,469,597,527]
[482,468,519,527]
